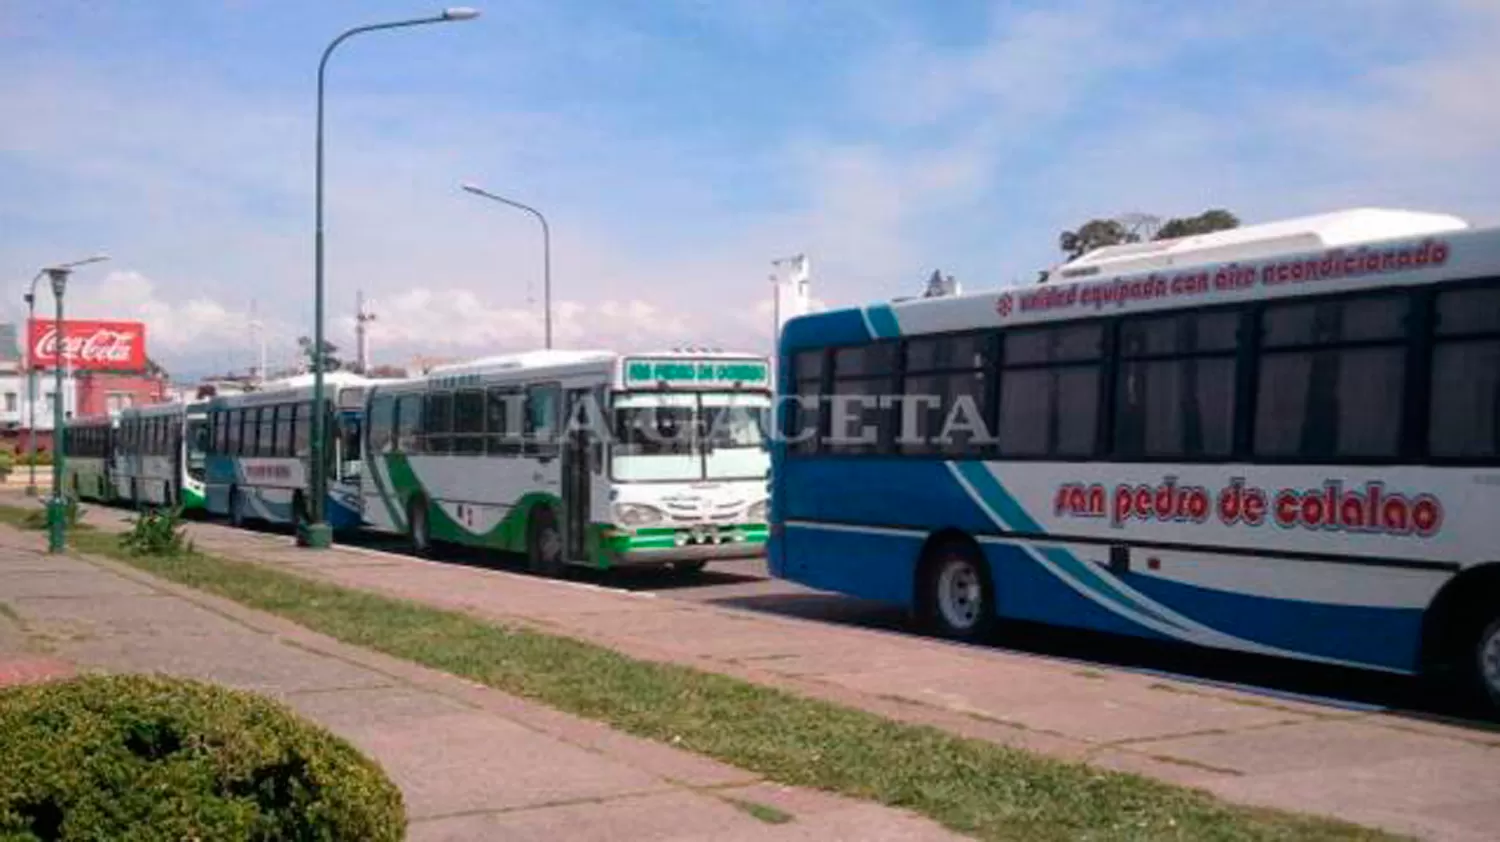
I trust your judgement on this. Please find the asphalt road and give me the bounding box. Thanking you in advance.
[67,501,1500,727]
[336,530,1494,724]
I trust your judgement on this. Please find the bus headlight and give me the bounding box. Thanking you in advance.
[613,503,664,527]
[747,500,767,522]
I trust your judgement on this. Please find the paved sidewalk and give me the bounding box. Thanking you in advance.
[0,530,962,841]
[10,498,1500,841]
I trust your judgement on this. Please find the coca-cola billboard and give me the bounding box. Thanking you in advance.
[26,319,148,372]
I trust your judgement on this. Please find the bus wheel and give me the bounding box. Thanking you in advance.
[407,497,432,557]
[1472,614,1500,714]
[229,488,247,528]
[527,506,563,577]
[918,538,995,641]
[670,560,708,576]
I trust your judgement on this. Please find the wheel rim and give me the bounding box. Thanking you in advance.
[538,525,562,563]
[936,558,984,631]
[1480,621,1500,700]
[412,508,428,551]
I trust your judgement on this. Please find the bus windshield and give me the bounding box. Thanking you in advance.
[611,391,769,482]
[186,419,209,480]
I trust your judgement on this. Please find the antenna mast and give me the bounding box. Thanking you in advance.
[355,290,377,373]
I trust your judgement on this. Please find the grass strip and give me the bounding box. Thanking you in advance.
[0,505,1397,841]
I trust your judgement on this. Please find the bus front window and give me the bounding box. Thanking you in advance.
[702,393,770,480]
[610,392,770,482]
[186,420,209,481]
[612,393,699,481]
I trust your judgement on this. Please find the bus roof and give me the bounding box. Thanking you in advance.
[122,402,187,419]
[781,207,1496,350]
[208,374,371,409]
[427,350,618,378]
[1055,208,1468,280]
[65,412,116,428]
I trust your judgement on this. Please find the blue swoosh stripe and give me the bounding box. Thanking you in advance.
[865,305,901,339]
[952,461,1191,633]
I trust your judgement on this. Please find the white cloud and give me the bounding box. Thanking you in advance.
[60,270,274,359]
[4,0,1500,383]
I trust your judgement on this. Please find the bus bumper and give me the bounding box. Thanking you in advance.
[597,524,768,567]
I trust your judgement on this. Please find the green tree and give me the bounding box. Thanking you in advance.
[1058,219,1138,261]
[1154,209,1240,240]
[297,336,343,372]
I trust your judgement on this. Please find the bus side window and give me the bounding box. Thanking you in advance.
[368,395,394,454]
[424,391,454,454]
[396,395,423,453]
[525,384,560,459]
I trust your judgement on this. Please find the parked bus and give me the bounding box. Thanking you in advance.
[360,350,771,575]
[62,413,116,502]
[771,208,1500,709]
[203,373,368,529]
[114,402,210,511]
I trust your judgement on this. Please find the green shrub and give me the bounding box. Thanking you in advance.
[14,451,52,467]
[18,498,83,533]
[121,507,191,557]
[0,451,13,480]
[0,674,405,841]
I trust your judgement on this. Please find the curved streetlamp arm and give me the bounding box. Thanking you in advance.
[307,9,479,547]
[460,184,553,348]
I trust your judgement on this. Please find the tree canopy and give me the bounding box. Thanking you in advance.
[1057,209,1240,263]
[296,336,343,372]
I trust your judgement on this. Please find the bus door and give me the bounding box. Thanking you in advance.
[337,414,363,487]
[562,388,592,561]
[172,421,184,504]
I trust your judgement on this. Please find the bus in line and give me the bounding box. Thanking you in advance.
[770,208,1500,710]
[62,413,116,502]
[359,349,771,574]
[114,402,210,511]
[203,373,368,530]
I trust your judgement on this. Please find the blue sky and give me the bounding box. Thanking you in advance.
[2,0,1497,377]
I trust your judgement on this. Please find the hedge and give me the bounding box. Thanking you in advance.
[0,674,405,841]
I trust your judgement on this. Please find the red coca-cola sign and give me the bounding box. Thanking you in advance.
[26,319,148,372]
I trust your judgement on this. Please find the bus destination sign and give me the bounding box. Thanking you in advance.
[624,358,769,388]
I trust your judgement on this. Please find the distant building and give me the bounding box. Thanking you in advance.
[0,320,168,453]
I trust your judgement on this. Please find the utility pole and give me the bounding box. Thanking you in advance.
[355,290,376,373]
[249,300,267,385]
[770,254,811,352]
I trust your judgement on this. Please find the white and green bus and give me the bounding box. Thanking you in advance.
[62,413,117,503]
[360,350,772,574]
[114,402,211,511]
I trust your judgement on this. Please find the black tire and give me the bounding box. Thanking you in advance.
[407,497,432,557]
[229,487,247,528]
[526,506,564,577]
[670,560,709,576]
[916,537,996,642]
[1469,614,1500,715]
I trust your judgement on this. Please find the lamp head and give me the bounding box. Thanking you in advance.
[45,268,69,298]
[460,182,486,196]
[442,7,480,21]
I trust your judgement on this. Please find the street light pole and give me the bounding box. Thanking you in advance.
[22,270,42,497]
[21,255,107,501]
[305,7,481,550]
[460,183,552,349]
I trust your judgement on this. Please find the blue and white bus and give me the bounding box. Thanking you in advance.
[203,373,368,530]
[771,208,1500,710]
[114,402,210,511]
